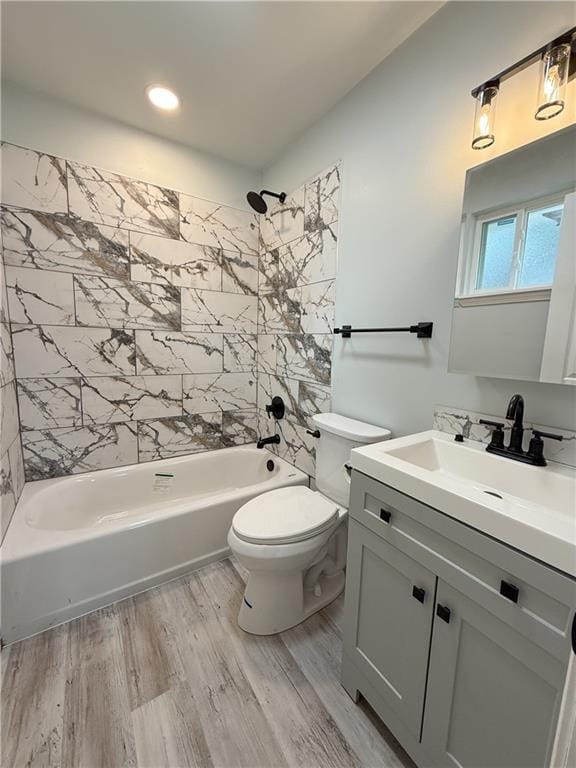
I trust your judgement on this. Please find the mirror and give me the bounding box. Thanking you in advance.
[449,125,576,384]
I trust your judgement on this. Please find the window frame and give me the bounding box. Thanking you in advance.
[458,191,568,302]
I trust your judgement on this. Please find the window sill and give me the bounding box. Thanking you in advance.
[454,287,551,307]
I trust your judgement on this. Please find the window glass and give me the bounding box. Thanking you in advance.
[476,215,517,290]
[518,203,563,288]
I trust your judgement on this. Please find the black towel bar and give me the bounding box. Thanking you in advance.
[333,322,433,339]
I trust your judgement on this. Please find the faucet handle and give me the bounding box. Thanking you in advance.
[479,419,505,429]
[479,419,505,449]
[527,429,563,466]
[531,429,563,442]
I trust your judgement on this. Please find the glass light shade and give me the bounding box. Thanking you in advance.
[472,84,498,150]
[535,42,571,120]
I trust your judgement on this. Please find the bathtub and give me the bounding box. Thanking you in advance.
[1,446,308,644]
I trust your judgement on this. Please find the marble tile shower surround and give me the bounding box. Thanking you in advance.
[255,163,341,477]
[433,405,576,469]
[1,223,25,540]
[0,142,340,483]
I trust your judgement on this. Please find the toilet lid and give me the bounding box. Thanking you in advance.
[232,486,341,545]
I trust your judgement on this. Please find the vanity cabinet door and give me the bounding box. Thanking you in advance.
[421,580,566,768]
[343,520,437,738]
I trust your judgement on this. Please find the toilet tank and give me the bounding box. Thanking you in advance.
[311,413,391,507]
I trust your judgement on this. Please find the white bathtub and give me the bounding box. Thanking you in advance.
[1,446,308,644]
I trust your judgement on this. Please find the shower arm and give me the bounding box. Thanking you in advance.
[260,190,286,203]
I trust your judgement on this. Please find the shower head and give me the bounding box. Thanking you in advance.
[246,191,268,214]
[246,189,287,214]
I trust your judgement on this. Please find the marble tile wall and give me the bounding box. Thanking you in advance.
[433,405,576,469]
[0,142,340,488]
[256,163,340,477]
[1,229,25,540]
[0,142,260,482]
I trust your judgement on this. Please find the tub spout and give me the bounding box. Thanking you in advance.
[257,434,281,449]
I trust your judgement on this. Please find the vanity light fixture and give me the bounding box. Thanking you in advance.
[470,27,575,150]
[146,85,180,111]
[535,39,572,120]
[472,81,499,150]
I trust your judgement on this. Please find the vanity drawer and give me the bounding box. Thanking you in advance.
[349,470,576,661]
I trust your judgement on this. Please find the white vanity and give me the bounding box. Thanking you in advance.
[342,431,576,768]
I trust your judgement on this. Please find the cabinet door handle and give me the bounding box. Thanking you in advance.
[436,604,451,623]
[500,580,519,603]
[379,508,392,524]
[412,586,426,603]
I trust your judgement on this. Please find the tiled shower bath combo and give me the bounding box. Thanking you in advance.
[0,141,340,537]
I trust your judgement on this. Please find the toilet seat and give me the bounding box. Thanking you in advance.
[232,486,341,545]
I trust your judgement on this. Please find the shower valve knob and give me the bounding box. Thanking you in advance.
[265,396,285,420]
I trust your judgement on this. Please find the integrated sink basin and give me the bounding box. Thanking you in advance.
[351,430,576,576]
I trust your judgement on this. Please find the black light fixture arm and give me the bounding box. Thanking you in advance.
[333,322,433,339]
[471,26,576,97]
[260,190,287,204]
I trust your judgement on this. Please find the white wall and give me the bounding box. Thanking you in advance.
[263,1,576,434]
[1,81,260,210]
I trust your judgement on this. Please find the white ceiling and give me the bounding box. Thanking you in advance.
[1,1,442,169]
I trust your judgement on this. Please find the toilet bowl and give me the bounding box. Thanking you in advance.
[228,485,347,634]
[228,412,391,635]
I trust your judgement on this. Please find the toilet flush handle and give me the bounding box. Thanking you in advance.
[306,429,321,438]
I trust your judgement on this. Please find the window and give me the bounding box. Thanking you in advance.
[519,203,563,287]
[469,196,565,296]
[476,214,517,290]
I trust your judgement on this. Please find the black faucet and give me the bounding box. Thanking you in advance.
[479,394,563,466]
[506,394,525,453]
[257,434,281,450]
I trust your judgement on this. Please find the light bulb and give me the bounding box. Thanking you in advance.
[478,106,491,137]
[543,64,560,101]
[146,85,180,111]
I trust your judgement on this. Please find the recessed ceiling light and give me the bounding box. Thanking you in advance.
[146,85,180,111]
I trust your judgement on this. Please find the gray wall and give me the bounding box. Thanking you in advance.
[2,82,260,210]
[262,1,576,434]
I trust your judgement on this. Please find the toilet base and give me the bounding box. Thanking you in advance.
[238,569,345,635]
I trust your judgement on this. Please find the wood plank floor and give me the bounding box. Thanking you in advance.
[2,558,414,768]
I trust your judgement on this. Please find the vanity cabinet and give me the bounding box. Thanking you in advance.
[344,521,436,738]
[422,579,566,768]
[342,471,576,768]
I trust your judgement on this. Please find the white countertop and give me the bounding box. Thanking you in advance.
[351,430,576,577]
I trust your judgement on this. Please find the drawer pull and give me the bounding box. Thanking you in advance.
[500,580,519,603]
[379,508,392,524]
[412,586,426,603]
[436,604,451,623]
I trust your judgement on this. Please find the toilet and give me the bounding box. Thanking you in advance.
[228,412,391,635]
